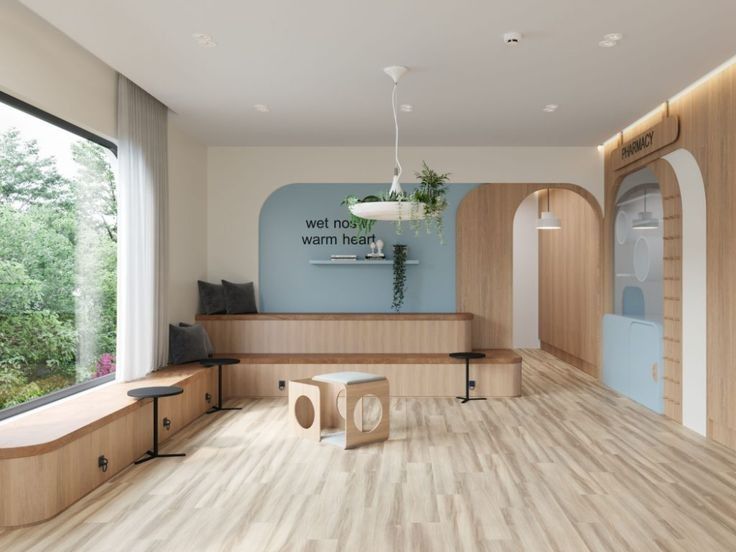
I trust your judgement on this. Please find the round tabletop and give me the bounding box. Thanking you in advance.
[199,358,241,367]
[127,386,184,399]
[449,352,486,360]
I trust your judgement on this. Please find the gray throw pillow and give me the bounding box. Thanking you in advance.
[169,324,210,364]
[179,322,214,357]
[197,280,226,314]
[222,280,258,314]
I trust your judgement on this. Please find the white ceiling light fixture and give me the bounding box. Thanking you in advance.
[632,185,659,229]
[400,104,414,113]
[192,33,217,48]
[599,32,623,48]
[543,104,559,112]
[537,188,561,230]
[349,66,426,222]
[253,104,270,113]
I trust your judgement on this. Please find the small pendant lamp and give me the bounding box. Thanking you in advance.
[537,188,561,230]
[632,185,659,229]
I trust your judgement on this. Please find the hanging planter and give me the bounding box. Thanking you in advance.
[392,244,408,312]
[342,66,449,240]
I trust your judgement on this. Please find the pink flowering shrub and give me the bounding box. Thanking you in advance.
[95,353,116,378]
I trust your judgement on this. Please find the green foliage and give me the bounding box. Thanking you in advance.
[0,129,73,209]
[0,127,117,411]
[392,244,408,312]
[341,195,377,235]
[0,311,76,372]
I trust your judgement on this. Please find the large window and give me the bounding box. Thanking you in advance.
[0,93,117,419]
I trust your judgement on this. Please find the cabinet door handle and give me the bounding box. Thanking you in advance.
[651,363,658,382]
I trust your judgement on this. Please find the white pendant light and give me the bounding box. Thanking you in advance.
[632,185,659,229]
[349,66,426,221]
[537,188,561,230]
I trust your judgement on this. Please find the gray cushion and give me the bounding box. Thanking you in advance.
[221,280,258,314]
[197,280,226,314]
[169,324,210,364]
[313,371,386,384]
[178,322,214,357]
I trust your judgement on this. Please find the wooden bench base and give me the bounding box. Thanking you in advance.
[222,351,522,399]
[0,366,216,527]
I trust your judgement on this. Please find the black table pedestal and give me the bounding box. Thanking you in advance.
[127,386,186,464]
[449,352,487,404]
[201,359,242,414]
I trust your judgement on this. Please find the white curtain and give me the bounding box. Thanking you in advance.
[116,75,169,381]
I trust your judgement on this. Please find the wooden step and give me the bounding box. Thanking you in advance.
[214,349,521,365]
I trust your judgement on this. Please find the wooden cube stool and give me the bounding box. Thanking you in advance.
[288,372,389,449]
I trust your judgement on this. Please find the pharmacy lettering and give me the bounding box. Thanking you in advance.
[612,116,679,171]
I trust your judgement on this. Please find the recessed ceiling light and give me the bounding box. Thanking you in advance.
[192,33,216,48]
[400,104,413,112]
[503,31,523,46]
[604,33,623,41]
[543,104,558,112]
[598,39,618,48]
[253,104,270,113]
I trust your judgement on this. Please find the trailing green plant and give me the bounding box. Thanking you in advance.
[392,244,408,312]
[341,194,378,236]
[341,161,449,241]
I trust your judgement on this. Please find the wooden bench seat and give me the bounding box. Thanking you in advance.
[0,365,215,527]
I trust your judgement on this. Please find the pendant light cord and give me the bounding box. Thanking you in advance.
[392,81,402,182]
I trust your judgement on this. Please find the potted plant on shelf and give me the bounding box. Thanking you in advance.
[392,244,408,312]
[342,162,450,240]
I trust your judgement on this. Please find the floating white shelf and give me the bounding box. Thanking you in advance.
[309,260,419,265]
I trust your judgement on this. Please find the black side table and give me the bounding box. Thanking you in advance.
[199,358,242,414]
[127,386,186,464]
[449,352,487,404]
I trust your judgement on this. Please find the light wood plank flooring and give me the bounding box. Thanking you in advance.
[2,349,736,551]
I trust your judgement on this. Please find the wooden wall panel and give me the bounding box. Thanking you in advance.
[602,62,736,449]
[456,184,602,372]
[538,189,602,376]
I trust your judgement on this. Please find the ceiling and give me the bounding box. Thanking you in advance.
[20,0,736,146]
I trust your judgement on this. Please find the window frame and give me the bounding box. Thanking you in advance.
[0,90,118,422]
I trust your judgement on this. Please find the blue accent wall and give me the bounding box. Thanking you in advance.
[259,183,477,312]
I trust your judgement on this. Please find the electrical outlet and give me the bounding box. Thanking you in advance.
[278,380,286,391]
[469,380,476,390]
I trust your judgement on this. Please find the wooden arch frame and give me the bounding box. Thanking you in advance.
[456,183,603,368]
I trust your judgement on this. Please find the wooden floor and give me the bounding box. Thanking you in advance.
[2,349,736,551]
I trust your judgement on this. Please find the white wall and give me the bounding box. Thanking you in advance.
[207,147,603,291]
[0,1,208,325]
[0,0,117,140]
[168,118,208,324]
[513,193,540,348]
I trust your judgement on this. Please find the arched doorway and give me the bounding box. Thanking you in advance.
[457,183,603,374]
[605,149,706,435]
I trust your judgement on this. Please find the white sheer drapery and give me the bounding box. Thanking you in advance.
[115,75,169,381]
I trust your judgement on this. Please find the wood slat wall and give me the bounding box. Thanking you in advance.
[602,62,736,449]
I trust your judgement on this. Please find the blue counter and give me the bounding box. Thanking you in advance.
[602,314,664,413]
